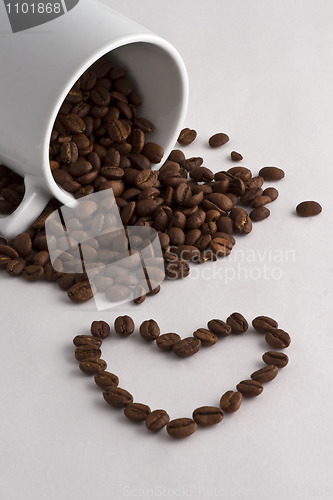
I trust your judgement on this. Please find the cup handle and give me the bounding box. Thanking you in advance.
[0,175,50,240]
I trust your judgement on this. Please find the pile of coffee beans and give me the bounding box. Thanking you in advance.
[73,314,290,439]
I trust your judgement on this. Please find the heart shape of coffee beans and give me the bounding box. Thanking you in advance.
[73,314,291,439]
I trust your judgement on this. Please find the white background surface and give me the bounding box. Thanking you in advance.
[1,1,333,499]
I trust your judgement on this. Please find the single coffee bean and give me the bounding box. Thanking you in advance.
[252,316,278,333]
[190,166,214,182]
[79,358,107,375]
[103,386,133,408]
[94,371,119,389]
[166,418,197,438]
[296,201,322,217]
[231,151,243,161]
[226,312,248,334]
[114,315,134,337]
[236,380,263,397]
[173,337,201,358]
[22,264,44,281]
[33,250,50,267]
[251,364,278,383]
[250,206,270,222]
[193,328,218,346]
[145,409,170,431]
[67,281,96,303]
[192,406,223,426]
[12,233,32,257]
[0,244,19,260]
[164,258,190,280]
[142,142,164,163]
[107,120,130,142]
[73,335,102,348]
[91,320,110,339]
[156,333,181,351]
[259,166,285,180]
[262,351,289,368]
[178,128,197,146]
[228,166,252,182]
[220,391,242,413]
[251,195,272,208]
[263,187,279,201]
[75,344,101,362]
[207,319,232,337]
[124,403,151,422]
[210,237,233,256]
[209,133,229,148]
[167,149,185,163]
[265,329,291,349]
[247,176,264,189]
[139,319,160,341]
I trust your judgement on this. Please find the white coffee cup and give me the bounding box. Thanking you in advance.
[0,0,188,239]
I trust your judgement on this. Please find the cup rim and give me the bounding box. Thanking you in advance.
[43,32,189,204]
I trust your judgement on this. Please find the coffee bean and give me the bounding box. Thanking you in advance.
[226,312,248,334]
[103,386,133,408]
[166,418,197,438]
[209,133,229,148]
[12,233,32,257]
[22,264,44,281]
[190,166,214,182]
[67,281,96,303]
[206,193,233,212]
[63,113,86,134]
[193,328,218,346]
[75,344,101,362]
[145,409,170,431]
[139,319,160,341]
[263,187,279,201]
[156,333,181,351]
[259,166,285,180]
[210,237,232,256]
[247,176,264,189]
[6,258,26,276]
[207,319,232,337]
[251,364,278,383]
[240,188,263,205]
[135,170,157,190]
[265,329,291,349]
[231,151,243,161]
[114,316,134,337]
[262,351,289,368]
[0,244,19,260]
[252,316,278,333]
[296,201,322,217]
[220,391,242,413]
[236,380,263,397]
[175,245,200,262]
[178,128,197,146]
[173,337,201,358]
[251,195,272,208]
[33,251,49,267]
[250,206,270,222]
[228,166,252,182]
[91,320,110,339]
[94,371,119,389]
[44,262,62,281]
[73,335,102,348]
[79,358,107,375]
[124,403,151,422]
[142,142,164,163]
[193,406,223,426]
[107,120,130,141]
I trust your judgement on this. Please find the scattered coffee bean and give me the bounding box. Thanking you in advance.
[251,364,278,383]
[226,312,248,334]
[124,403,151,422]
[192,406,223,426]
[207,319,232,337]
[231,151,243,161]
[259,166,285,181]
[167,418,197,438]
[22,264,44,281]
[145,409,170,431]
[173,337,201,358]
[103,386,133,408]
[263,187,279,201]
[236,380,263,397]
[6,258,26,276]
[67,281,95,303]
[220,391,242,413]
[73,335,102,348]
[177,128,197,146]
[265,329,291,349]
[252,316,278,333]
[262,351,289,368]
[209,133,229,148]
[79,358,107,375]
[114,315,134,337]
[156,333,181,351]
[250,206,270,222]
[94,371,119,389]
[91,320,110,339]
[296,201,322,217]
[139,319,160,341]
[193,328,218,346]
[75,344,101,362]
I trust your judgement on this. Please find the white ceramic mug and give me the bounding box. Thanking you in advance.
[0,0,188,239]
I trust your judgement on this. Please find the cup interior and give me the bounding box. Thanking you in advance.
[44,39,188,205]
